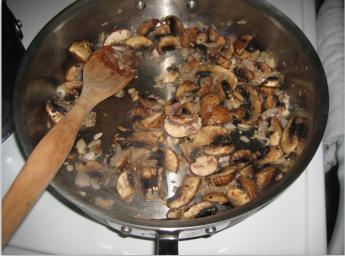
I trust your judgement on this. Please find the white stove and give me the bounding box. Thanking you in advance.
[2,0,327,254]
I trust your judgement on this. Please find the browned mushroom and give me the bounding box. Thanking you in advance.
[136,18,159,36]
[166,208,182,219]
[158,36,181,53]
[204,145,234,156]
[68,40,92,62]
[227,187,251,206]
[281,116,305,154]
[239,176,257,199]
[256,146,283,165]
[117,170,137,201]
[75,160,104,173]
[110,148,132,169]
[235,67,255,82]
[269,117,282,146]
[261,75,283,88]
[202,192,229,204]
[166,175,201,209]
[65,63,83,82]
[136,111,165,129]
[163,148,179,172]
[181,101,200,115]
[230,149,252,164]
[164,16,184,36]
[190,155,218,176]
[104,29,132,45]
[211,65,238,90]
[153,24,171,37]
[164,114,202,138]
[255,166,277,189]
[125,36,153,49]
[137,167,159,201]
[204,106,231,126]
[127,131,161,148]
[234,34,253,55]
[208,165,237,186]
[46,100,67,124]
[180,27,198,48]
[180,201,214,219]
[176,80,199,99]
[242,86,262,125]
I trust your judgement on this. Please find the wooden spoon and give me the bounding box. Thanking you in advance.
[2,45,138,246]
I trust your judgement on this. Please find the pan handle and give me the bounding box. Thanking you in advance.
[155,231,179,255]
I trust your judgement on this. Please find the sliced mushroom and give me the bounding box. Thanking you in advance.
[190,155,218,176]
[68,40,92,62]
[164,15,184,36]
[164,148,179,172]
[181,201,215,219]
[261,75,284,88]
[163,114,202,138]
[104,29,132,45]
[234,34,253,55]
[255,166,276,189]
[137,167,159,201]
[202,192,229,204]
[65,63,83,82]
[269,117,282,146]
[239,176,257,199]
[181,101,200,115]
[136,111,165,129]
[164,99,182,115]
[180,27,198,48]
[117,170,136,201]
[204,145,234,156]
[242,86,262,125]
[208,165,237,186]
[281,117,301,154]
[127,106,150,120]
[176,80,199,99]
[166,208,182,219]
[63,81,83,91]
[110,148,132,169]
[46,100,67,123]
[158,36,181,53]
[75,160,103,173]
[127,131,160,148]
[235,67,255,82]
[211,65,238,90]
[230,149,252,164]
[200,94,222,123]
[227,187,251,206]
[153,24,171,37]
[166,175,201,209]
[238,165,254,178]
[196,32,208,44]
[204,106,231,126]
[136,18,159,36]
[125,36,153,49]
[256,146,283,165]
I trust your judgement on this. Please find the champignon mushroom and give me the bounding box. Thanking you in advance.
[104,29,132,45]
[68,40,92,62]
[164,15,184,36]
[180,27,198,48]
[127,131,160,148]
[238,165,254,178]
[46,100,67,124]
[211,65,238,90]
[137,167,159,201]
[256,146,283,165]
[242,86,262,125]
[180,201,215,219]
[234,34,253,55]
[75,160,103,173]
[158,36,181,53]
[199,94,222,123]
[117,170,136,201]
[65,63,83,82]
[190,155,218,176]
[125,36,153,49]
[239,176,257,199]
[216,55,231,69]
[281,117,302,154]
[269,117,282,146]
[181,101,200,115]
[136,111,165,129]
[176,80,199,99]
[202,192,229,204]
[153,24,171,37]
[166,175,201,209]
[136,18,159,36]
[110,148,132,169]
[127,106,150,120]
[227,187,251,206]
[208,165,237,186]
[230,149,252,164]
[204,145,234,156]
[255,166,276,189]
[162,148,179,172]
[235,67,255,82]
[204,106,231,126]
[166,208,182,219]
[261,75,284,88]
[196,32,208,44]
[164,114,202,138]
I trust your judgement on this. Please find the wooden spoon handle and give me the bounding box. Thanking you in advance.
[2,99,91,247]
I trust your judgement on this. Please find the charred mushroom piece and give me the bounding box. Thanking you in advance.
[231,149,252,164]
[242,86,262,125]
[238,165,254,178]
[202,192,229,204]
[176,80,199,99]
[137,167,159,201]
[227,187,251,206]
[117,170,136,201]
[269,117,282,146]
[216,55,231,69]
[164,114,202,138]
[239,176,257,199]
[136,18,159,36]
[180,27,198,48]
[204,145,234,156]
[234,34,253,55]
[127,106,150,120]
[136,112,165,129]
[75,160,103,173]
[46,100,67,124]
[181,201,214,219]
[153,24,171,37]
[65,63,83,81]
[164,15,184,36]
[68,40,92,62]
[208,165,237,186]
[166,175,201,209]
[235,67,255,82]
[164,148,179,172]
[125,36,153,49]
[281,117,304,154]
[256,146,283,165]
[261,75,284,88]
[255,166,276,189]
[158,36,181,53]
[190,155,218,176]
[104,29,132,45]
[127,131,160,148]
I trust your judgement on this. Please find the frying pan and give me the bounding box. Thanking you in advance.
[13,0,328,254]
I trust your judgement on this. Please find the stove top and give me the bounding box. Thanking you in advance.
[2,0,327,254]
